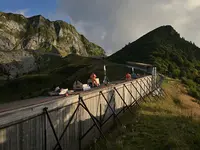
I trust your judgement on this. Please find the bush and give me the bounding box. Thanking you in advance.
[172,69,180,78]
[188,87,200,99]
[181,78,196,88]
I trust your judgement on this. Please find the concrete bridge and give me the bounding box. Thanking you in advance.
[0,68,163,150]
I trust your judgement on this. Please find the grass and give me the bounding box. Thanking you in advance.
[89,79,200,150]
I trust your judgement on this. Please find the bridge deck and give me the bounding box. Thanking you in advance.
[0,80,128,114]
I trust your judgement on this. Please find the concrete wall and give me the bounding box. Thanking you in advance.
[0,76,153,150]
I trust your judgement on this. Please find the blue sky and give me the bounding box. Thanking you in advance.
[0,0,70,22]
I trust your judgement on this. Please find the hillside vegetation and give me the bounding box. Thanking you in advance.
[109,25,200,100]
[91,79,200,150]
[0,54,132,103]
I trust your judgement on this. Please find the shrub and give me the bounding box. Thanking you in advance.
[173,97,182,106]
[172,69,180,78]
[188,87,200,99]
[181,78,196,88]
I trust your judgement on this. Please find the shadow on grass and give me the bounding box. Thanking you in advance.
[90,108,200,150]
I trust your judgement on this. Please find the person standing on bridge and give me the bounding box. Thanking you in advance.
[132,72,137,79]
[131,68,137,79]
[125,73,132,80]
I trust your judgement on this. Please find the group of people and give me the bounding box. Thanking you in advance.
[125,72,140,80]
[88,71,140,89]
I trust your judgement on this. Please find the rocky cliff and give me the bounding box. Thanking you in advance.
[0,12,105,78]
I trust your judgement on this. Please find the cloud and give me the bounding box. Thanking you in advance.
[56,0,200,54]
[15,9,29,17]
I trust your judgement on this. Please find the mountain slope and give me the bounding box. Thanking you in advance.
[0,12,105,78]
[0,12,105,56]
[109,25,200,99]
[109,25,200,76]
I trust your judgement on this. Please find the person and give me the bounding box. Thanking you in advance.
[90,73,99,87]
[125,73,132,80]
[132,72,137,79]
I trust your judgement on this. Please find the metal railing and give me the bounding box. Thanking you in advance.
[0,76,165,150]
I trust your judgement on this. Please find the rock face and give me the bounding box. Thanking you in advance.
[0,12,105,78]
[0,50,37,79]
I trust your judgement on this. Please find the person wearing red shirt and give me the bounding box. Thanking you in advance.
[126,73,132,80]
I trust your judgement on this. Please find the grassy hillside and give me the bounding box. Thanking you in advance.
[0,54,133,103]
[109,25,200,100]
[91,79,200,150]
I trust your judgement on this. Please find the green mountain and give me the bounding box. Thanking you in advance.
[0,12,105,79]
[109,25,200,99]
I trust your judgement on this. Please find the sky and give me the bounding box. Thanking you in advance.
[1,0,200,55]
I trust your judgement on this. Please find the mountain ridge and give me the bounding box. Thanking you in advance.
[109,25,200,99]
[109,25,200,63]
[0,11,105,78]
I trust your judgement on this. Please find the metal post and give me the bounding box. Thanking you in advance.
[79,102,107,140]
[114,87,134,115]
[100,91,122,126]
[100,103,102,130]
[136,80,153,102]
[130,82,147,103]
[53,104,80,150]
[144,77,160,101]
[139,79,154,101]
[78,105,82,150]
[44,107,63,150]
[103,65,109,85]
[101,91,114,123]
[121,85,139,107]
[146,77,158,94]
[44,112,47,150]
[80,97,101,125]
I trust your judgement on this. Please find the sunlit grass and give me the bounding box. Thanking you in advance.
[90,79,200,150]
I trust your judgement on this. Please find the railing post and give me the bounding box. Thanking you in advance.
[78,104,82,150]
[152,67,157,94]
[99,103,102,131]
[44,111,47,150]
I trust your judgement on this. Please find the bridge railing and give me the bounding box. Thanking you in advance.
[0,75,160,150]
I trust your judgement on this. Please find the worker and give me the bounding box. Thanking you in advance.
[90,73,99,87]
[125,73,132,80]
[132,72,137,79]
